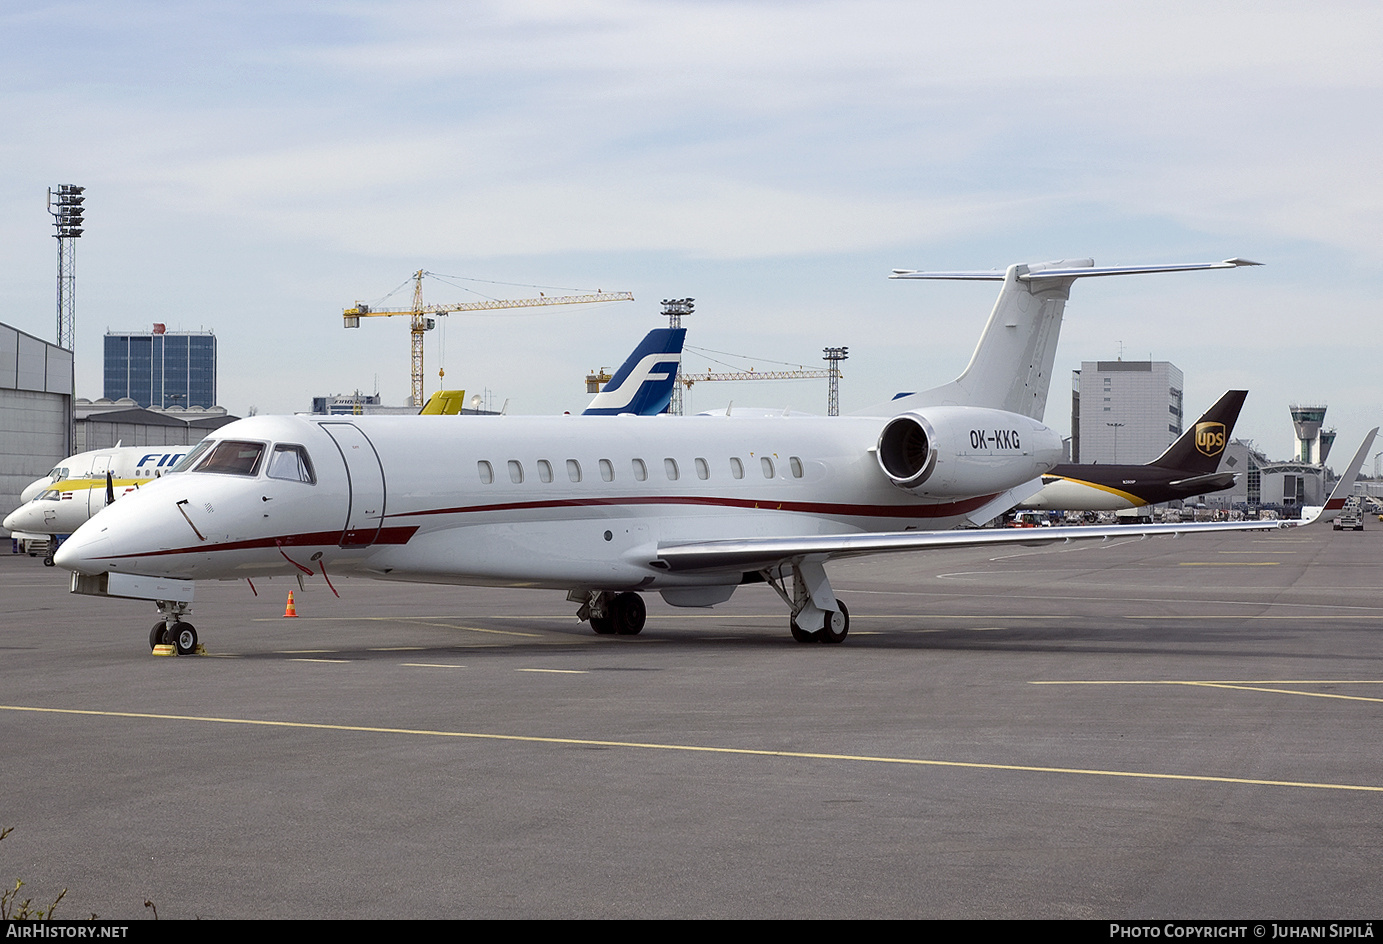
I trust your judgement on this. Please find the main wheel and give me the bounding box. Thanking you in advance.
[611,592,646,636]
[790,621,820,643]
[818,600,850,645]
[150,622,168,650]
[169,621,198,655]
[590,615,617,635]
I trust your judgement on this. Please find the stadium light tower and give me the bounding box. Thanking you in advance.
[47,185,85,351]
[661,297,694,415]
[822,346,848,416]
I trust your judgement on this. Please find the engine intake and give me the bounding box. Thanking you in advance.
[875,407,1064,499]
[877,413,938,488]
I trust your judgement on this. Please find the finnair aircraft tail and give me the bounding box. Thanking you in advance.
[873,259,1261,420]
[582,327,686,416]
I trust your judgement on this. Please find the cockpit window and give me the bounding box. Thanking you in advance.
[193,440,265,476]
[38,489,62,501]
[267,444,316,484]
[170,440,214,473]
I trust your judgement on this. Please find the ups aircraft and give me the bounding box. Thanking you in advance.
[59,256,1351,655]
[1020,389,1247,512]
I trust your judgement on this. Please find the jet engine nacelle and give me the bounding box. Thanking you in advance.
[875,406,1064,499]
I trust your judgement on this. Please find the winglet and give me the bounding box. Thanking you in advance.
[1299,427,1378,525]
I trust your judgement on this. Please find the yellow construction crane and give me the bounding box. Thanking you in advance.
[344,270,634,406]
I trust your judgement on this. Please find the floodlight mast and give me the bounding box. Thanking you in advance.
[47,185,85,352]
[661,298,694,415]
[823,346,848,417]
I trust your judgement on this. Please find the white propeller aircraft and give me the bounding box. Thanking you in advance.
[57,257,1309,654]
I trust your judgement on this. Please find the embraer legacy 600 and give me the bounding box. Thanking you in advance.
[59,258,1317,653]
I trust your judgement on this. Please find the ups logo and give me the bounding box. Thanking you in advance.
[1195,421,1227,457]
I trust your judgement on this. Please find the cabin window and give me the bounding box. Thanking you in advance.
[508,460,524,484]
[695,458,709,480]
[664,458,679,481]
[633,459,647,482]
[761,456,775,479]
[195,440,265,477]
[537,459,554,483]
[477,461,494,484]
[267,444,316,484]
[567,459,582,483]
[730,457,744,479]
[789,456,804,478]
[599,459,614,482]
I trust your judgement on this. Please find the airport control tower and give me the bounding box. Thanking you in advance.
[1290,403,1328,464]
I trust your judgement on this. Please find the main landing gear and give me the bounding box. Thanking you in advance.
[571,559,851,645]
[765,558,849,644]
[572,590,647,636]
[150,599,199,655]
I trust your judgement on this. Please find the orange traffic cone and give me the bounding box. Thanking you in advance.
[283,591,299,618]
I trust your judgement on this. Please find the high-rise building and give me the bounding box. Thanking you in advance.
[1071,359,1183,464]
[104,324,216,409]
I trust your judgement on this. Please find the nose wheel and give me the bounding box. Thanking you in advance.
[150,600,200,655]
[150,620,199,655]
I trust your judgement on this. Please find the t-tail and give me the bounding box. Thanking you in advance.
[871,258,1261,420]
[582,327,687,416]
[1150,389,1248,473]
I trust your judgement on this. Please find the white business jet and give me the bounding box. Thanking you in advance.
[7,327,687,566]
[57,258,1293,654]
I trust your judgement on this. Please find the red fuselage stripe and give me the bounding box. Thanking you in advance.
[86,493,1000,561]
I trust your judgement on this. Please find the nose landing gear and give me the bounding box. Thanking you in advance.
[150,600,201,655]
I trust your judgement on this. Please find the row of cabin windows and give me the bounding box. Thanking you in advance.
[476,455,806,486]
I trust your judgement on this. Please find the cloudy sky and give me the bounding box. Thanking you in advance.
[3,1,1380,459]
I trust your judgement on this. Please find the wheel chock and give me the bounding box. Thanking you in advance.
[152,643,177,657]
[194,644,207,655]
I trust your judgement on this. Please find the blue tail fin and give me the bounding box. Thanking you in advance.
[582,328,686,415]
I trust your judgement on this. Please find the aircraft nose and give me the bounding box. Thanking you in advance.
[3,504,37,533]
[52,529,110,574]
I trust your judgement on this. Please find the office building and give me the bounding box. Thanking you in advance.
[1071,360,1183,464]
[104,325,216,409]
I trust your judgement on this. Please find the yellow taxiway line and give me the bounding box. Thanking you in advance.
[3,703,1380,795]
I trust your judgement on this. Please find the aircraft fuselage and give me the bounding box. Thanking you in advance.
[55,411,1062,593]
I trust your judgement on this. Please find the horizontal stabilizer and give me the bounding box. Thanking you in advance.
[889,258,1262,281]
[1166,472,1238,492]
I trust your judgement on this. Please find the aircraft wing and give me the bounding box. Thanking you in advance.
[658,427,1379,575]
[655,518,1289,574]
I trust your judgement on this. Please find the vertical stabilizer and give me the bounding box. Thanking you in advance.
[864,258,1260,421]
[582,327,686,416]
[1150,389,1247,472]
